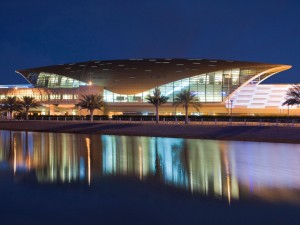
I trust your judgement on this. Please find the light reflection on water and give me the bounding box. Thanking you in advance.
[0,130,300,204]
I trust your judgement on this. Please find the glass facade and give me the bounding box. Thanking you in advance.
[28,72,86,88]
[104,68,260,103]
[0,87,80,104]
[0,84,102,112]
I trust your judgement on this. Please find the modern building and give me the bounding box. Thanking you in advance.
[0,58,297,116]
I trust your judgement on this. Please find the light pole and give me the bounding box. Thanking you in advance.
[76,86,81,116]
[14,87,18,97]
[175,105,178,124]
[224,74,231,116]
[47,89,51,116]
[88,81,92,94]
[230,99,233,117]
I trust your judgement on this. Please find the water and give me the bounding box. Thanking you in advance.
[1,130,300,224]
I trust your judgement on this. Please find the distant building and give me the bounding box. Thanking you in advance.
[1,58,296,116]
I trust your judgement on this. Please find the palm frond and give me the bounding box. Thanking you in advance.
[0,96,23,112]
[20,96,41,109]
[145,87,169,106]
[282,84,300,106]
[172,89,201,111]
[75,94,104,111]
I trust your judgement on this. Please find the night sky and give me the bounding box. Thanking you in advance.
[1,0,300,84]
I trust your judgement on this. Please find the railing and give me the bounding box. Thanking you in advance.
[5,116,300,127]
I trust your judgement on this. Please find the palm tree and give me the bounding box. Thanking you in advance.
[173,89,200,124]
[20,96,41,120]
[75,94,104,122]
[0,96,23,119]
[145,87,169,123]
[282,84,300,107]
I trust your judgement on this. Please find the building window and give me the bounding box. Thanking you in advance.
[62,94,73,100]
[36,72,86,88]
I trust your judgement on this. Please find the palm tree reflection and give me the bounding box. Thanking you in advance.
[2,132,300,204]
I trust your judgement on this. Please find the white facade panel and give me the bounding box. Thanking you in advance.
[229,84,292,109]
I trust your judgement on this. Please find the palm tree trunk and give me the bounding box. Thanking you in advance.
[26,109,29,121]
[10,110,13,120]
[155,104,159,124]
[185,105,189,124]
[90,110,94,122]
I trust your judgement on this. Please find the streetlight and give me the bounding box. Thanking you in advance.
[230,99,234,117]
[76,85,80,116]
[224,73,231,116]
[175,105,178,124]
[87,81,92,95]
[14,87,18,97]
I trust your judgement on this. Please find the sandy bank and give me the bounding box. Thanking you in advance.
[0,120,300,143]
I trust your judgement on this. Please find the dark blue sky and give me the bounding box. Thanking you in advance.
[1,0,299,84]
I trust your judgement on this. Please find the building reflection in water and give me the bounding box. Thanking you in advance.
[1,130,300,203]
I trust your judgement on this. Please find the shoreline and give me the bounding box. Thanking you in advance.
[0,120,300,143]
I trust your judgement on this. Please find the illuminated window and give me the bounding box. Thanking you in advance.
[42,95,48,100]
[50,94,61,100]
[241,69,255,75]
[36,72,86,88]
[62,94,73,100]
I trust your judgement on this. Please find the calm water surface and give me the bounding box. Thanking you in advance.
[1,130,300,205]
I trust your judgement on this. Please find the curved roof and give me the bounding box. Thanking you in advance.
[16,59,291,95]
